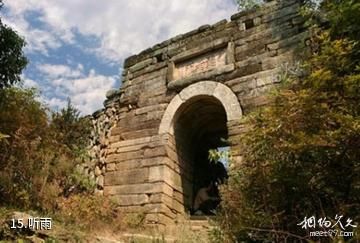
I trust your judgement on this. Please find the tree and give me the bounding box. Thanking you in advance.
[218,0,360,242]
[51,99,91,155]
[0,87,51,208]
[0,0,28,89]
[0,88,92,211]
[234,0,264,10]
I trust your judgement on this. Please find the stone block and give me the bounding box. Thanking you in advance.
[106,163,116,171]
[144,146,167,158]
[172,198,185,214]
[140,157,169,168]
[168,64,234,90]
[128,58,153,73]
[105,150,144,163]
[261,51,295,70]
[111,136,154,149]
[266,32,308,51]
[254,17,262,26]
[97,175,104,188]
[115,160,142,171]
[131,62,167,80]
[111,194,149,206]
[262,3,300,23]
[104,168,149,186]
[158,95,183,134]
[148,165,180,191]
[94,166,102,176]
[226,41,235,64]
[179,81,217,101]
[120,128,158,140]
[145,213,174,225]
[104,182,173,197]
[135,104,167,116]
[145,203,176,219]
[149,193,173,208]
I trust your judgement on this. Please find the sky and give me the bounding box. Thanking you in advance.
[2,0,237,115]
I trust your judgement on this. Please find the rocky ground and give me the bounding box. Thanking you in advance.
[0,209,216,243]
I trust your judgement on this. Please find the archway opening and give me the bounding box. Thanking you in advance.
[173,95,228,215]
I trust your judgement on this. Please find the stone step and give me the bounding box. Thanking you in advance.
[191,225,210,232]
[189,220,211,228]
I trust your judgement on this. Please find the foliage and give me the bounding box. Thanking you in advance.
[234,0,264,11]
[209,225,230,243]
[208,148,230,164]
[63,170,96,197]
[0,2,107,237]
[56,194,122,231]
[0,2,28,89]
[51,99,92,156]
[218,0,360,242]
[0,131,9,140]
[122,212,146,229]
[0,87,92,212]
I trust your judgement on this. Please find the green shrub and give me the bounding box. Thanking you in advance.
[56,194,122,231]
[218,1,360,241]
[0,87,92,213]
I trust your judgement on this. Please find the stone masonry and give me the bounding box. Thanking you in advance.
[86,0,308,226]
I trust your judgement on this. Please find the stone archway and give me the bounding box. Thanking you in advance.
[159,81,242,213]
[159,81,242,135]
[88,0,304,226]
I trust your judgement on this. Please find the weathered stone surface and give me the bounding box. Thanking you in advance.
[144,146,167,158]
[179,81,217,101]
[113,141,162,156]
[104,182,173,196]
[104,168,149,186]
[115,160,142,171]
[111,194,149,206]
[266,32,308,51]
[135,104,167,116]
[149,193,173,207]
[144,203,176,218]
[173,47,227,80]
[261,51,296,70]
[85,0,306,227]
[106,150,144,163]
[167,63,234,90]
[149,165,172,183]
[141,157,175,169]
[158,95,183,134]
[111,136,154,148]
[128,58,153,73]
[97,175,104,188]
[172,197,186,214]
[145,213,174,225]
[120,128,158,140]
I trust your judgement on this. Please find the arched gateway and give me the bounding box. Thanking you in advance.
[87,0,306,226]
[158,81,242,212]
[159,81,242,135]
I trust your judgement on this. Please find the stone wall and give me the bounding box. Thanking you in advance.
[82,90,122,195]
[87,0,308,226]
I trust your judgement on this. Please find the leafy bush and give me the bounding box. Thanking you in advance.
[0,1,28,89]
[56,194,121,231]
[218,0,360,242]
[0,87,92,213]
[122,212,146,229]
[51,99,92,157]
[234,0,264,11]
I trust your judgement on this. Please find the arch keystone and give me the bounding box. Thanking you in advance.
[159,81,242,135]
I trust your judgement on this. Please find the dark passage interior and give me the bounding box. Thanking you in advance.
[174,95,228,214]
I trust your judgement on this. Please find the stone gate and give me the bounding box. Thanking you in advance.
[85,0,307,226]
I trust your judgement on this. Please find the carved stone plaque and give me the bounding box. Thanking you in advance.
[173,48,227,80]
